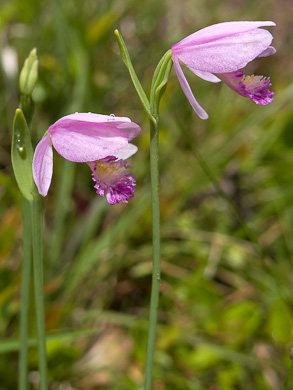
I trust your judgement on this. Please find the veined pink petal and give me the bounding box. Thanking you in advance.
[49,113,141,163]
[50,125,127,162]
[173,55,208,120]
[51,113,140,141]
[173,28,274,74]
[173,21,276,48]
[32,134,53,197]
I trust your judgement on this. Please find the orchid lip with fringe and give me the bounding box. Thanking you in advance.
[32,113,140,203]
[88,157,136,205]
[171,21,276,119]
[217,71,274,105]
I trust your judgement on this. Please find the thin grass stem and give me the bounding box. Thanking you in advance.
[18,197,32,390]
[144,119,161,390]
[30,195,48,390]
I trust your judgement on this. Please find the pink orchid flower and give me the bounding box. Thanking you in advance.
[32,113,141,204]
[171,21,276,119]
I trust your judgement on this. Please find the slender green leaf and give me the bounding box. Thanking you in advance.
[11,109,34,201]
[114,29,153,122]
[0,329,99,354]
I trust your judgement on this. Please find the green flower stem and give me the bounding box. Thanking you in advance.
[30,194,48,390]
[144,51,171,389]
[144,118,161,390]
[18,197,32,390]
[50,160,76,265]
[114,32,171,388]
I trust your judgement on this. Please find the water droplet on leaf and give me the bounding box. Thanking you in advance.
[16,144,26,159]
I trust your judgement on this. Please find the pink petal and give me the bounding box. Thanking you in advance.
[49,113,141,163]
[55,113,126,123]
[173,55,208,119]
[32,134,53,197]
[258,46,276,57]
[173,21,275,48]
[187,68,221,83]
[173,28,274,74]
[112,143,138,160]
[51,113,140,141]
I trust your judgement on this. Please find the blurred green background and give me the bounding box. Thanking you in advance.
[0,0,293,389]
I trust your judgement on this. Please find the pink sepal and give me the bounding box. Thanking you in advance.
[32,134,53,196]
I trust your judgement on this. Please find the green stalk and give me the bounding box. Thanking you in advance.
[30,194,48,390]
[50,160,76,265]
[18,197,32,390]
[144,119,161,390]
[114,31,171,388]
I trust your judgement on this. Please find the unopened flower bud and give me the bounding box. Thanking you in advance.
[19,48,38,95]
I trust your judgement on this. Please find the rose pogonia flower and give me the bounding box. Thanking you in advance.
[32,113,141,204]
[171,21,276,119]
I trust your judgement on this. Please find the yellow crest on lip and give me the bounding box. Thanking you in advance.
[241,74,266,87]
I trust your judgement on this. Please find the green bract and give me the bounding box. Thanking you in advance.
[11,109,34,201]
[150,49,172,119]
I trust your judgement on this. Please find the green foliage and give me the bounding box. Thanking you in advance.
[11,109,34,201]
[114,29,151,120]
[0,0,293,389]
[150,49,173,119]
